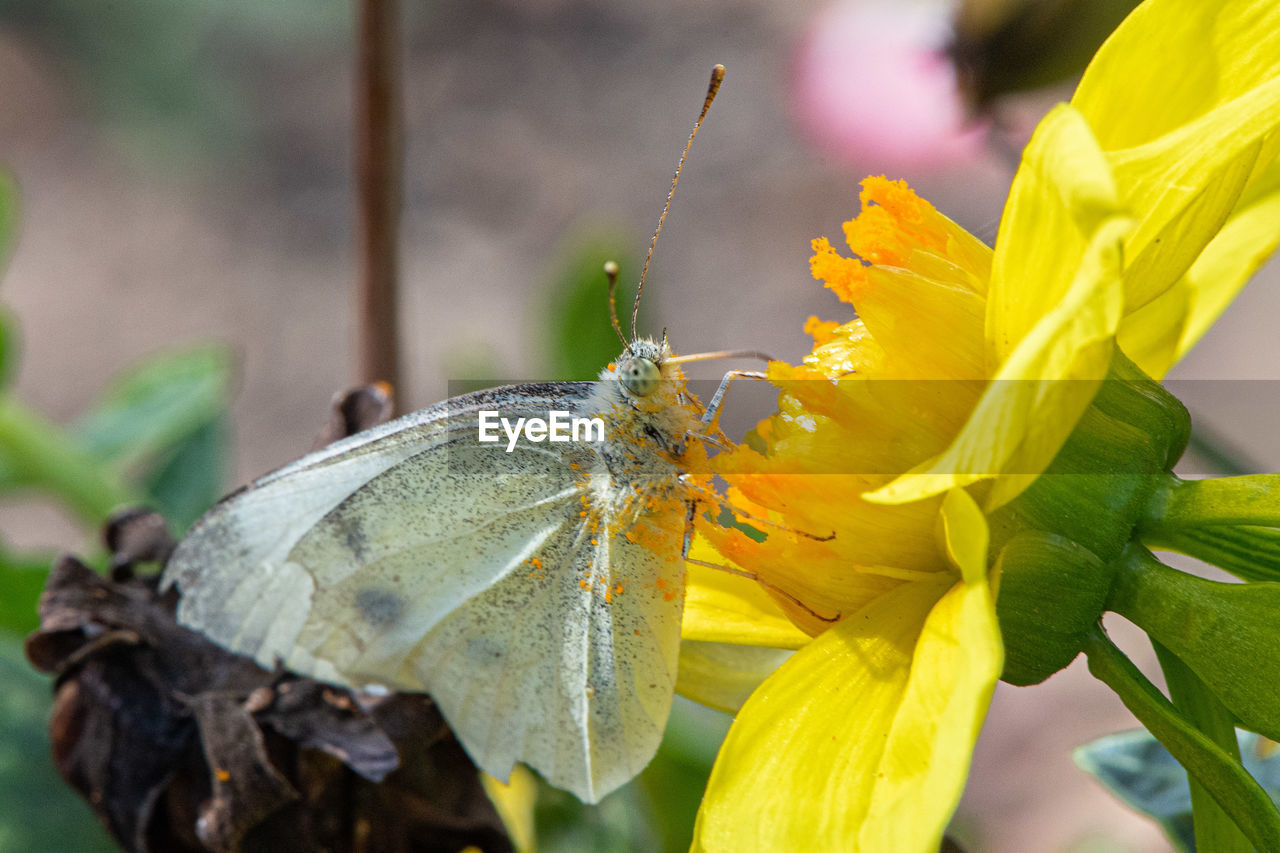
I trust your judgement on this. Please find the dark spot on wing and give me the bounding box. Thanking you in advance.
[338,515,369,560]
[355,587,404,626]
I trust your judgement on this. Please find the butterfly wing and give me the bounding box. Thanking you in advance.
[164,383,687,802]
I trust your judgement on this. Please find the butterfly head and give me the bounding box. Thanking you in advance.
[607,337,687,404]
[618,340,662,396]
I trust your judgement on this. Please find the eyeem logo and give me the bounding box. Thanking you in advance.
[478,411,606,452]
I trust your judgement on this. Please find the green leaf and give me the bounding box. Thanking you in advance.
[1076,729,1280,853]
[0,545,52,636]
[0,306,17,391]
[1108,545,1280,742]
[1083,624,1280,852]
[1074,729,1196,852]
[641,697,730,851]
[0,395,137,523]
[143,414,227,531]
[0,635,118,852]
[72,344,232,474]
[1155,641,1251,853]
[544,237,641,381]
[0,170,17,272]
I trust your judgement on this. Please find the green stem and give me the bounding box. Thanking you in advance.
[1083,624,1280,852]
[0,395,136,524]
[1145,474,1280,530]
[1153,640,1250,853]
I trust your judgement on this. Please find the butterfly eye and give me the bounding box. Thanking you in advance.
[621,357,661,396]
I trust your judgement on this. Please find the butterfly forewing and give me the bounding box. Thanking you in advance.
[164,373,699,802]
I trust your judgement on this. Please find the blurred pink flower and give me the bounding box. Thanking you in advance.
[792,0,986,171]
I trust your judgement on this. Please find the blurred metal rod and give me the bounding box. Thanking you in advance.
[354,0,402,406]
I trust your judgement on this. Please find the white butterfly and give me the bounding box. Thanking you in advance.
[163,66,755,803]
[163,337,720,802]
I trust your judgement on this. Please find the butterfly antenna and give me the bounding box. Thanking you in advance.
[603,261,629,351]
[631,64,725,341]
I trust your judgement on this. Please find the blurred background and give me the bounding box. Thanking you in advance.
[1,0,1276,850]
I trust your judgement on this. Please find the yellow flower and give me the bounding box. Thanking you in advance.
[680,0,1280,849]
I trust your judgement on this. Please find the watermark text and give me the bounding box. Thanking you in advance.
[478,411,605,452]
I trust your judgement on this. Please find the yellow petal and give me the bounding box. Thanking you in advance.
[1107,78,1280,313]
[859,564,1001,850]
[869,106,1130,506]
[675,640,793,713]
[940,488,987,586]
[482,766,538,853]
[1113,275,1191,379]
[1072,0,1280,315]
[1118,159,1280,377]
[692,576,954,852]
[869,215,1130,508]
[681,545,811,650]
[853,266,987,380]
[1172,162,1280,368]
[986,103,1125,365]
[1073,0,1280,149]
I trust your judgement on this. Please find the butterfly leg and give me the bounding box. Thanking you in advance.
[682,554,841,624]
[675,370,766,455]
[678,476,835,541]
[699,369,767,432]
[680,496,839,623]
[681,431,733,454]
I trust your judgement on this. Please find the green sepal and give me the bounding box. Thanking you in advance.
[1143,523,1280,583]
[989,350,1190,562]
[1089,349,1190,471]
[1144,473,1280,530]
[1108,544,1280,742]
[994,531,1113,685]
